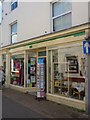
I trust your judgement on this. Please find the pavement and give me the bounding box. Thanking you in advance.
[2,88,89,118]
[2,95,46,118]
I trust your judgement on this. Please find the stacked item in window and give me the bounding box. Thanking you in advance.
[54,63,69,96]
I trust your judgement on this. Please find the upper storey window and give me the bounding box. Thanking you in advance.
[11,0,18,11]
[11,22,17,43]
[52,0,72,32]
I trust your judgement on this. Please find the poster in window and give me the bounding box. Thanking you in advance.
[31,58,36,65]
[30,67,35,74]
[14,60,20,69]
[66,56,78,73]
[31,76,36,83]
[27,79,30,85]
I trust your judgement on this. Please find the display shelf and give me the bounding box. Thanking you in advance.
[53,62,70,95]
[12,70,19,73]
[54,86,68,88]
[54,80,68,94]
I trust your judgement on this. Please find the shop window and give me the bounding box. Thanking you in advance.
[52,0,72,31]
[11,55,24,87]
[27,57,36,87]
[48,46,85,101]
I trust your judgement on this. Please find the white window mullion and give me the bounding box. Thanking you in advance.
[52,11,71,20]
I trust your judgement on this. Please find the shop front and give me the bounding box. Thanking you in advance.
[1,23,89,110]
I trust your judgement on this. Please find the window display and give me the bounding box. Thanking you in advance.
[53,62,69,96]
[11,55,24,87]
[48,46,85,101]
[27,57,36,87]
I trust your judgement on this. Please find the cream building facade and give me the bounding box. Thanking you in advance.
[1,1,89,46]
[0,0,90,110]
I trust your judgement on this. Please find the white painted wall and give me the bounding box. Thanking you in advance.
[1,1,89,47]
[2,1,18,46]
[72,2,88,26]
[2,1,51,46]
[18,2,51,42]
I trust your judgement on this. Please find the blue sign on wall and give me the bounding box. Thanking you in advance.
[83,40,90,54]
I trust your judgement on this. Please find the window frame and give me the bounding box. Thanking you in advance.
[11,0,18,11]
[11,22,17,44]
[52,1,72,32]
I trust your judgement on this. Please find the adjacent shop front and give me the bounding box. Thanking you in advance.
[9,49,46,93]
